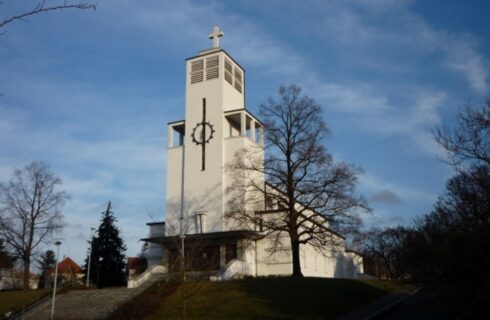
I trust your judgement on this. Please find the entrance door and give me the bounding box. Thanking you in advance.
[168,246,220,271]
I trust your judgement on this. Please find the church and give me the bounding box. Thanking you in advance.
[129,27,363,287]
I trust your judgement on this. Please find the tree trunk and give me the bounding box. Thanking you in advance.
[290,236,303,277]
[23,258,30,289]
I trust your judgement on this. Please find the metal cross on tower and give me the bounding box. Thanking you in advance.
[208,25,224,48]
[191,99,215,171]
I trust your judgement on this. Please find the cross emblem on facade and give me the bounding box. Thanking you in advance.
[208,25,224,48]
[191,99,215,171]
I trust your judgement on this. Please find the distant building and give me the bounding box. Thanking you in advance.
[48,257,84,286]
[0,269,38,290]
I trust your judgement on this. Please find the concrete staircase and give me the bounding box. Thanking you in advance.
[22,287,135,320]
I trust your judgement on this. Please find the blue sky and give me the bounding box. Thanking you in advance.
[1,0,489,265]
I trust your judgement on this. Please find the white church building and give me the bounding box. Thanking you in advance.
[129,27,363,287]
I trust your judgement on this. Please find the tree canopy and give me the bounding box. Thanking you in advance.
[434,100,490,168]
[227,85,367,277]
[0,161,68,288]
[357,102,490,316]
[86,201,127,288]
[37,249,56,288]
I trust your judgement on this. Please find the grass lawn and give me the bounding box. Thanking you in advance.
[0,289,49,316]
[113,277,404,320]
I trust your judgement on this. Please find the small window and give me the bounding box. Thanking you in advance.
[225,113,242,138]
[195,212,206,234]
[255,124,263,144]
[245,116,252,139]
[265,196,273,210]
[171,124,185,147]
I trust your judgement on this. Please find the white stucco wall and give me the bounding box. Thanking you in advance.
[165,145,184,235]
[251,230,355,279]
[165,50,247,235]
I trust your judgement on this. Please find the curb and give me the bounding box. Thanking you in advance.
[361,287,422,320]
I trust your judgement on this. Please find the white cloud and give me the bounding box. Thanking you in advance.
[295,1,488,94]
[370,190,402,204]
[444,40,488,94]
[360,173,436,205]
[304,79,447,156]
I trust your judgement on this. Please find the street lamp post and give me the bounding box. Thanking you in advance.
[96,257,103,288]
[50,240,62,320]
[86,227,95,287]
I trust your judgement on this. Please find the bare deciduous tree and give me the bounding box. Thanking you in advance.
[0,161,69,288]
[227,85,368,277]
[434,101,490,168]
[0,0,96,31]
[357,226,408,279]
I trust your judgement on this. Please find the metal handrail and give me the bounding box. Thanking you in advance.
[1,286,68,320]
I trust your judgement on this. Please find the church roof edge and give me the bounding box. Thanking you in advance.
[167,119,185,125]
[146,221,165,226]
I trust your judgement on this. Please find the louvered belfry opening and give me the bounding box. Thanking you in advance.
[224,57,243,93]
[206,55,219,80]
[225,58,233,85]
[189,52,243,94]
[190,55,220,83]
[234,67,243,93]
[190,59,204,84]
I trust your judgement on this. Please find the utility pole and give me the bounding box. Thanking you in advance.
[50,240,62,320]
[180,216,186,320]
[86,227,95,287]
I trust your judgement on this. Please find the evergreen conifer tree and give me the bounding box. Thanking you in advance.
[85,201,127,288]
[37,249,56,288]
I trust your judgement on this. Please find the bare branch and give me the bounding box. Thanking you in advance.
[0,1,96,28]
[0,161,68,288]
[227,84,369,277]
[434,101,490,168]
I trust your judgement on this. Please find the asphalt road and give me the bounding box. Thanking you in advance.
[377,288,449,320]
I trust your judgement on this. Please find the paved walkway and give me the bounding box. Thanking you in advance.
[376,288,448,320]
[337,287,450,320]
[336,291,411,320]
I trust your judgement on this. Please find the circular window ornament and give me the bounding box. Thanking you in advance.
[191,121,215,145]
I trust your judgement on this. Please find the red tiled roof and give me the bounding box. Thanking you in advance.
[49,257,82,274]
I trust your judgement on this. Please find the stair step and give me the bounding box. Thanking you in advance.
[22,288,135,320]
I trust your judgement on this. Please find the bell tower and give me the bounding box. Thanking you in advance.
[165,26,263,236]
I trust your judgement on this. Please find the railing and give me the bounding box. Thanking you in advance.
[127,265,166,288]
[210,259,253,281]
[1,286,69,320]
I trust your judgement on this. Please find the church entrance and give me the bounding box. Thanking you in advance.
[168,245,220,272]
[225,243,237,263]
[148,230,259,273]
